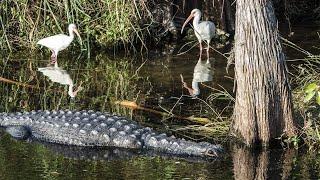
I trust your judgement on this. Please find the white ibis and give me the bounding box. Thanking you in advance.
[38,62,82,98]
[37,24,81,64]
[181,9,215,60]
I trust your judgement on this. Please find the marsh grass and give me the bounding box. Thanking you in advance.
[159,87,234,141]
[0,0,150,53]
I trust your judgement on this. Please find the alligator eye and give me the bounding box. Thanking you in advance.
[205,149,216,157]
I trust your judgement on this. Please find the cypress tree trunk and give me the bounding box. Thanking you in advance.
[232,0,295,145]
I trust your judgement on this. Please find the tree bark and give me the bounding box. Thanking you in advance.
[232,0,295,146]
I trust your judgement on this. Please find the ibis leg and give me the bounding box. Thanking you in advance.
[206,40,210,60]
[50,50,57,64]
[199,42,203,60]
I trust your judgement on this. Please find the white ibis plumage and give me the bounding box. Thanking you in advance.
[37,24,81,64]
[181,9,215,60]
[38,62,82,98]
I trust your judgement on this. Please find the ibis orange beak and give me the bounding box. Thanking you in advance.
[181,13,195,34]
[74,28,81,39]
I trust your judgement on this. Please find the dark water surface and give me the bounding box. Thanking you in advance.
[0,23,319,179]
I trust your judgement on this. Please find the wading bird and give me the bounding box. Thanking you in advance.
[181,9,215,60]
[37,24,81,64]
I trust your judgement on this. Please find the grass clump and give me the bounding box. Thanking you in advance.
[0,0,148,52]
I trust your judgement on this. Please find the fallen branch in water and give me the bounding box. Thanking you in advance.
[0,76,39,89]
[0,76,65,94]
[114,100,211,125]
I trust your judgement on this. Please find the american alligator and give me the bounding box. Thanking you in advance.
[0,110,222,158]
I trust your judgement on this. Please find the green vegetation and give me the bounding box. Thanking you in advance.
[0,0,148,52]
[290,52,320,149]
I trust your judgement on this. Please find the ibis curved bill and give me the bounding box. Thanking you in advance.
[181,9,215,60]
[37,24,81,64]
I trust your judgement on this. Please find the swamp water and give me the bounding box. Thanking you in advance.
[0,24,319,179]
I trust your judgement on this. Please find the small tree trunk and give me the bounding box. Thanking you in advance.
[232,0,295,145]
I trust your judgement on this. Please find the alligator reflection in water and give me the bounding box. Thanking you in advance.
[37,141,219,163]
[182,58,213,96]
[37,62,83,98]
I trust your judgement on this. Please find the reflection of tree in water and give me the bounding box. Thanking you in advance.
[232,145,296,180]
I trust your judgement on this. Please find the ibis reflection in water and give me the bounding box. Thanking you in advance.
[38,63,83,98]
[37,24,81,64]
[181,9,216,60]
[182,58,213,97]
